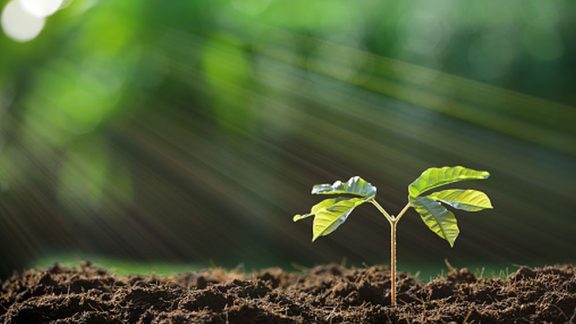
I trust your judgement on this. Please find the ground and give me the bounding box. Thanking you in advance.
[1,262,575,323]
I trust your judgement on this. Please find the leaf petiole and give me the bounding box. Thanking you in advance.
[370,200,411,225]
[369,199,394,224]
[394,202,411,223]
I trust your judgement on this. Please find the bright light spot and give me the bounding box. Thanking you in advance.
[1,0,45,42]
[18,0,63,18]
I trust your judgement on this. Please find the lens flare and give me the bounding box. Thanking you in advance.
[18,0,63,18]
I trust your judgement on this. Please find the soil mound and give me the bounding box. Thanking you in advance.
[1,263,575,323]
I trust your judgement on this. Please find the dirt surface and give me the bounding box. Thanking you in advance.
[0,263,575,323]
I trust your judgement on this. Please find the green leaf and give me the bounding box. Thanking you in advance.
[293,198,343,222]
[408,166,490,198]
[312,197,367,241]
[312,176,376,198]
[427,189,493,212]
[294,197,367,241]
[412,196,460,247]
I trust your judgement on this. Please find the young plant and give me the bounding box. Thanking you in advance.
[293,166,493,306]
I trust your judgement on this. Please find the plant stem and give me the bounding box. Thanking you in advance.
[394,202,411,222]
[370,200,394,224]
[370,200,412,307]
[390,220,397,306]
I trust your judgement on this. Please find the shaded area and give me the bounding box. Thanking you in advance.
[1,263,575,323]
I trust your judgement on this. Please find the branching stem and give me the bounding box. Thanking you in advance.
[369,200,394,224]
[395,202,411,223]
[369,199,412,307]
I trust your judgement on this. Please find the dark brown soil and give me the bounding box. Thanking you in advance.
[1,263,575,323]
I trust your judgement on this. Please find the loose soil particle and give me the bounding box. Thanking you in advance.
[0,262,574,323]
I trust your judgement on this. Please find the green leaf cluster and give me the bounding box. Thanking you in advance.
[294,166,492,246]
[293,176,376,241]
[408,166,492,246]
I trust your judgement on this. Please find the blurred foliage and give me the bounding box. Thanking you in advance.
[0,0,575,276]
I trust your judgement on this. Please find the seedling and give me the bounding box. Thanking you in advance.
[293,166,493,306]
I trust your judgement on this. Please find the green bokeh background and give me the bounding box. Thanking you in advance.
[0,0,575,277]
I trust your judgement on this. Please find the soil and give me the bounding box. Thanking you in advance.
[0,263,575,323]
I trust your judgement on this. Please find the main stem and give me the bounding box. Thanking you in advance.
[370,200,410,307]
[390,220,397,306]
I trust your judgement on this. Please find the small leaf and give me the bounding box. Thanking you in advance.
[409,166,489,198]
[293,198,344,222]
[412,196,460,247]
[427,189,493,212]
[298,197,367,241]
[312,176,376,198]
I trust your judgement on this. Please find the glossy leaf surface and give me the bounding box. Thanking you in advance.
[312,176,376,198]
[412,196,459,247]
[427,189,493,212]
[293,197,368,241]
[408,166,489,198]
